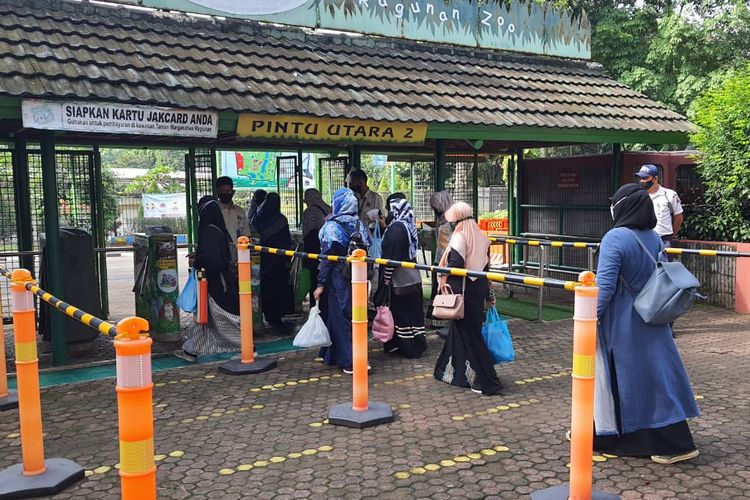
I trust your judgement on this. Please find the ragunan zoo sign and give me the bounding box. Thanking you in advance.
[116,0,591,59]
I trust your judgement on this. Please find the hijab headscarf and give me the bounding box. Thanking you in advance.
[386,197,419,260]
[248,189,267,225]
[319,188,370,252]
[430,191,455,227]
[197,195,231,252]
[611,183,657,230]
[253,192,288,240]
[302,188,331,236]
[438,202,489,278]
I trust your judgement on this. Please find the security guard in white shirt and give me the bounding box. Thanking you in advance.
[635,164,683,258]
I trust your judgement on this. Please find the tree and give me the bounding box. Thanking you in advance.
[688,64,750,241]
[123,165,182,194]
[100,148,185,171]
[100,168,121,235]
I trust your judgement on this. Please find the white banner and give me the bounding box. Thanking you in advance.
[22,99,218,138]
[142,193,187,218]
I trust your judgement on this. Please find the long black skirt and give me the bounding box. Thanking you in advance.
[382,285,427,358]
[594,352,696,456]
[433,277,503,395]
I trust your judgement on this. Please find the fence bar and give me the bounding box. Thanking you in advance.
[328,249,393,429]
[249,245,578,291]
[0,269,84,498]
[531,271,619,500]
[219,238,277,375]
[536,246,545,322]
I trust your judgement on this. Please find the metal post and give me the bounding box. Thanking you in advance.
[434,139,446,192]
[40,133,66,365]
[409,161,415,203]
[93,146,109,318]
[296,148,305,228]
[12,136,34,274]
[514,150,525,265]
[349,145,361,171]
[537,246,545,322]
[187,148,199,244]
[390,163,395,192]
[472,152,479,214]
[184,153,194,247]
[611,143,622,195]
[209,147,218,195]
[587,247,595,272]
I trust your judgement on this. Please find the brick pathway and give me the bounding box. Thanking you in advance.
[1,305,748,499]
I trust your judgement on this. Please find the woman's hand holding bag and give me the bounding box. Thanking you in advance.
[431,280,465,320]
[176,268,198,313]
[293,306,332,348]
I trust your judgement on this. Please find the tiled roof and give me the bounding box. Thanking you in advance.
[0,0,694,136]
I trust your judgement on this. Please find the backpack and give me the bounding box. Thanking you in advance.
[332,219,370,280]
[620,228,702,325]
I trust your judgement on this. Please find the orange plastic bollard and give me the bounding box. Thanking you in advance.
[219,237,277,375]
[531,271,619,500]
[115,317,156,500]
[11,269,45,476]
[0,285,19,411]
[196,268,208,325]
[0,269,84,498]
[328,249,393,428]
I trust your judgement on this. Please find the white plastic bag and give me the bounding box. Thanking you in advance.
[293,306,332,348]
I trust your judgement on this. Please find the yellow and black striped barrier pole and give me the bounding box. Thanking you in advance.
[488,235,750,258]
[250,245,579,291]
[0,265,117,337]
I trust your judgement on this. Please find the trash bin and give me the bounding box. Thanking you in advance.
[39,228,101,349]
[133,226,180,342]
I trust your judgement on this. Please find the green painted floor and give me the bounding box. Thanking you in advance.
[7,337,301,389]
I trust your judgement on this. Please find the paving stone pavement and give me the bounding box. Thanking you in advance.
[0,304,748,499]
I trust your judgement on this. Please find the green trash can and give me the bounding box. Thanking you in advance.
[133,227,181,342]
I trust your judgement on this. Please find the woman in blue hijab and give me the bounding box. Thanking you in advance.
[374,195,426,358]
[313,188,370,373]
[594,183,699,464]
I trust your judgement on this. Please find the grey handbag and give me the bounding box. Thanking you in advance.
[621,229,702,325]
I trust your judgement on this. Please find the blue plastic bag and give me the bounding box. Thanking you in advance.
[176,269,198,313]
[482,308,515,364]
[369,223,383,259]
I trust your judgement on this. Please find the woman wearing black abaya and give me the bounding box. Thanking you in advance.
[374,195,427,358]
[302,189,331,306]
[253,192,294,326]
[177,196,240,362]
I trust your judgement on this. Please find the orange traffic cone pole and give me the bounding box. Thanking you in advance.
[114,317,156,500]
[0,269,84,497]
[219,236,277,375]
[0,285,19,411]
[531,271,619,500]
[328,249,393,428]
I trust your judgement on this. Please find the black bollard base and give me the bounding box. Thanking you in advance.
[0,390,18,411]
[0,458,85,499]
[531,484,620,500]
[328,401,394,429]
[218,357,277,376]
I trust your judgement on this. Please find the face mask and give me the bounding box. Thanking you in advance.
[218,193,233,204]
[639,180,654,190]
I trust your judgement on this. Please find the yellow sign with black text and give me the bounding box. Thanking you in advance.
[237,114,427,145]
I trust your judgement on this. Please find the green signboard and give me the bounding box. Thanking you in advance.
[113,0,590,59]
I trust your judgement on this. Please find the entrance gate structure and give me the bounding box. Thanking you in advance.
[0,0,694,365]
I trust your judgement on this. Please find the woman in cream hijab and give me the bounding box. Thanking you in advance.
[433,202,504,395]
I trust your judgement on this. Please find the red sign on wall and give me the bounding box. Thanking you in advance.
[557,170,580,189]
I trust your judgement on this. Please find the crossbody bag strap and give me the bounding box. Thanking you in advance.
[619,228,659,295]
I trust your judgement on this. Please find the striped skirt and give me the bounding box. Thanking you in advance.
[182,296,241,355]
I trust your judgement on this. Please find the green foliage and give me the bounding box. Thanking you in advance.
[100,148,185,171]
[688,65,750,242]
[100,168,120,234]
[123,165,183,195]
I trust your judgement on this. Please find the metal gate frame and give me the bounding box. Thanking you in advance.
[317,157,349,205]
[276,155,301,229]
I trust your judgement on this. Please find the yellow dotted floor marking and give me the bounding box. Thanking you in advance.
[249,373,343,393]
[450,398,540,422]
[513,370,570,385]
[394,444,510,480]
[220,445,334,475]
[373,372,433,387]
[153,373,217,388]
[164,405,265,427]
[84,450,186,477]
